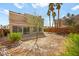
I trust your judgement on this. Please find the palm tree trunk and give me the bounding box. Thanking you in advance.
[49,15,51,27]
[53,16,56,28]
[52,18,54,27]
[58,9,60,28]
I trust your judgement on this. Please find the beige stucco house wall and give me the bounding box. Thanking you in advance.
[9,11,44,34]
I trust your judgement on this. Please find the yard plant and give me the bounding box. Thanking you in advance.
[8,32,22,42]
[63,33,79,56]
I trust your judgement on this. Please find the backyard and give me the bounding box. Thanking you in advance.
[0,32,65,56]
[0,3,79,56]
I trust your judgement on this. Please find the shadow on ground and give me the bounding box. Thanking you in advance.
[22,32,46,41]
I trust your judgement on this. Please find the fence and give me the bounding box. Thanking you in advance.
[44,27,71,34]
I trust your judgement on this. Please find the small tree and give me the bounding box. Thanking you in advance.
[67,13,70,17]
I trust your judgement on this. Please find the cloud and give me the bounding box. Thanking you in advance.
[32,3,49,8]
[72,5,79,10]
[14,3,24,9]
[0,9,9,15]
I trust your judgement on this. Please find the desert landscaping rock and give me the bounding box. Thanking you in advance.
[8,33,65,55]
[0,32,65,56]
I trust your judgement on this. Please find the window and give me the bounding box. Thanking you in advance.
[23,27,30,34]
[12,26,17,32]
[12,26,22,33]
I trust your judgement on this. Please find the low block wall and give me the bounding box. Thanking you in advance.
[44,27,71,34]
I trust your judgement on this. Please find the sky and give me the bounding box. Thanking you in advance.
[0,3,79,26]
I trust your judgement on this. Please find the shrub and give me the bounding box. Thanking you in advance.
[63,33,79,56]
[8,32,22,42]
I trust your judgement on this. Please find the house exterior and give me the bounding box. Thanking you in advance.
[9,11,44,34]
[71,15,79,25]
[55,19,66,28]
[55,15,79,28]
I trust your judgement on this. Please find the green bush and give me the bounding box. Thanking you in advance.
[63,33,79,56]
[8,32,22,42]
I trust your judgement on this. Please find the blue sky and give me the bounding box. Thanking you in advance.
[0,3,79,26]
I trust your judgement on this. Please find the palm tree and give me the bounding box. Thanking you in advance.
[49,3,55,27]
[56,3,63,28]
[47,10,51,27]
[49,3,55,12]
[52,11,56,27]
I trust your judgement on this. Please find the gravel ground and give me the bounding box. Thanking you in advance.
[0,32,66,56]
[7,32,66,56]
